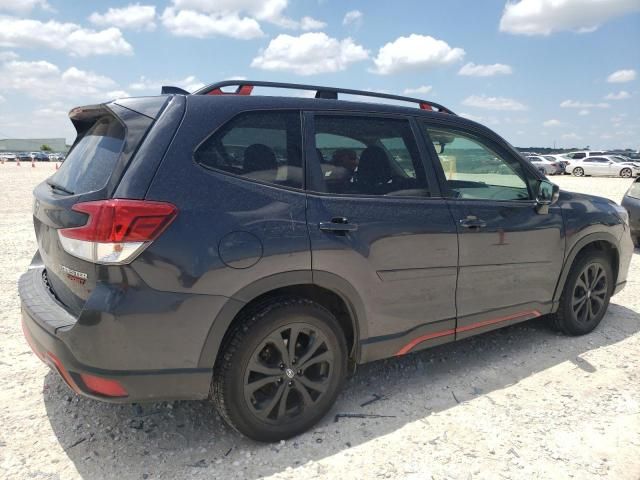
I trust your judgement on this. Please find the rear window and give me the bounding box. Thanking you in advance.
[49,115,125,194]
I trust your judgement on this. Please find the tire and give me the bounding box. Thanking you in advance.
[572,167,584,177]
[620,168,632,178]
[212,298,348,442]
[550,251,613,336]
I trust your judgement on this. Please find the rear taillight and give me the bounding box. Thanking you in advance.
[58,199,177,264]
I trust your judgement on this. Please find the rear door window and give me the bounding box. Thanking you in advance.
[311,115,430,197]
[194,111,303,189]
[49,115,125,194]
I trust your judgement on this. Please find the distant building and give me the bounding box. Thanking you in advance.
[0,138,68,153]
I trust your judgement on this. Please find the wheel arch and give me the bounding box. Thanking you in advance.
[553,232,620,305]
[197,271,367,369]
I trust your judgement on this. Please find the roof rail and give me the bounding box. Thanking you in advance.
[192,80,456,115]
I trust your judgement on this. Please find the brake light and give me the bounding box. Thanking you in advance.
[58,199,177,264]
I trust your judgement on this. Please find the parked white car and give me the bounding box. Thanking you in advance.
[566,155,640,177]
[565,150,607,160]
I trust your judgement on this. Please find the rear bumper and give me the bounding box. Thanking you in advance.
[19,267,212,403]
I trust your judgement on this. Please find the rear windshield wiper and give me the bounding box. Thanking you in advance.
[47,180,74,195]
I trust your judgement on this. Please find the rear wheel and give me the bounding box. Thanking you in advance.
[212,298,347,442]
[621,168,632,178]
[573,167,584,177]
[550,251,613,335]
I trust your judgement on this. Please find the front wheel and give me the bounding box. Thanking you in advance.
[550,251,613,335]
[621,168,632,178]
[212,298,348,442]
[572,167,584,177]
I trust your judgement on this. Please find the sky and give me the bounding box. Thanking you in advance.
[0,0,639,150]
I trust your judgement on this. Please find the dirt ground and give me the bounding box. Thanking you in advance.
[0,164,638,480]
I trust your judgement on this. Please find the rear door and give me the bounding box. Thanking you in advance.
[419,121,564,337]
[304,112,459,361]
[32,98,167,316]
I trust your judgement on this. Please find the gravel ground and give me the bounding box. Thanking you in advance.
[0,165,638,480]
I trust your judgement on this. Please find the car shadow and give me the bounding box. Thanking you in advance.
[44,302,640,479]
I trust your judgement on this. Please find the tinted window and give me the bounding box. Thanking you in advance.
[195,111,303,189]
[573,153,586,159]
[424,126,530,201]
[49,115,124,194]
[313,116,429,197]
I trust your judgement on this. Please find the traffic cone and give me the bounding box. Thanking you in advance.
[32,159,35,168]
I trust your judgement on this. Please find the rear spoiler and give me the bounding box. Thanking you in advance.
[161,86,190,95]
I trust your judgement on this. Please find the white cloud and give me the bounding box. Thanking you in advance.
[251,32,369,75]
[403,85,433,95]
[499,0,640,35]
[604,90,631,100]
[0,17,133,56]
[543,119,562,127]
[607,69,636,83]
[129,75,204,93]
[0,60,123,100]
[560,99,610,108]
[372,34,465,75]
[0,0,51,13]
[458,62,512,77]
[89,4,157,31]
[161,7,264,39]
[0,94,4,103]
[163,0,321,33]
[579,109,590,116]
[343,10,363,27]
[461,94,527,111]
[171,0,287,23]
[299,16,326,30]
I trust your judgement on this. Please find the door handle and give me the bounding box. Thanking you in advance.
[319,217,358,232]
[459,216,487,229]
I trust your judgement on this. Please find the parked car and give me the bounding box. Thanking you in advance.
[0,152,18,161]
[622,177,640,247]
[526,155,562,175]
[16,152,32,161]
[566,156,639,177]
[545,154,570,171]
[565,150,607,160]
[28,151,50,161]
[18,80,634,441]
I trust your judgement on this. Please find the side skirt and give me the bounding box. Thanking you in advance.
[359,304,549,362]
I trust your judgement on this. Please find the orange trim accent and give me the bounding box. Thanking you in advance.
[395,328,455,356]
[395,310,541,356]
[456,310,541,333]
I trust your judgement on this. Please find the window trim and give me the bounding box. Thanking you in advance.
[303,110,441,199]
[192,109,306,193]
[417,120,536,202]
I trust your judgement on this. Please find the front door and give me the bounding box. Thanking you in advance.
[420,123,565,338]
[304,113,459,361]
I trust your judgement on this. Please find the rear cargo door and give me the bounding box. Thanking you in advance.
[31,99,165,316]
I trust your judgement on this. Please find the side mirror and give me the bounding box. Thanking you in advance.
[536,180,560,214]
